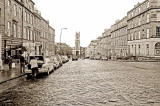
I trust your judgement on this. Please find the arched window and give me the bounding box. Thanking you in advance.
[155,42,160,49]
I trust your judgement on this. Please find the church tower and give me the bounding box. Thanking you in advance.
[74,32,80,56]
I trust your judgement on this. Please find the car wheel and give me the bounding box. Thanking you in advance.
[33,71,37,78]
[27,74,32,79]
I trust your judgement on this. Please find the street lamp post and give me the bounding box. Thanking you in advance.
[59,28,67,55]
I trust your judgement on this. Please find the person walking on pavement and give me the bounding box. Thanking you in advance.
[20,53,25,74]
[30,57,38,78]
[8,56,12,71]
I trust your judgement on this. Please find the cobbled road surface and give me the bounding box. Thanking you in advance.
[0,59,160,106]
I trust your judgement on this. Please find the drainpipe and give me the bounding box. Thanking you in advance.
[0,33,3,70]
[22,2,24,47]
[0,0,5,70]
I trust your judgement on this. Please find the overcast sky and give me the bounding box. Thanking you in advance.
[34,0,144,47]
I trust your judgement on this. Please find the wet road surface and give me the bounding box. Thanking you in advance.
[0,60,160,106]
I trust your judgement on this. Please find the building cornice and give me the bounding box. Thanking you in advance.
[111,25,127,33]
[127,0,148,14]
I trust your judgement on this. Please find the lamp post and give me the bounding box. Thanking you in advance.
[59,28,67,55]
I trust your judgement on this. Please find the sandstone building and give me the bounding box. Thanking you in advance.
[86,0,160,60]
[111,16,128,59]
[127,0,160,58]
[0,0,55,63]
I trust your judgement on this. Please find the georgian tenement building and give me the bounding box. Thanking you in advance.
[85,40,98,58]
[96,35,105,57]
[94,37,102,56]
[86,0,160,60]
[0,0,55,61]
[127,0,160,58]
[86,29,112,59]
[49,26,55,56]
[32,9,42,55]
[22,0,39,55]
[103,29,111,59]
[2,0,24,60]
[40,18,50,56]
[111,16,128,59]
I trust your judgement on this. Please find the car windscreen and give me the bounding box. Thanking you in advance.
[30,56,44,61]
[35,56,44,61]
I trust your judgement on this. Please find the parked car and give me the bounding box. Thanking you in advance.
[57,55,63,66]
[51,56,60,69]
[89,55,95,60]
[62,56,69,63]
[51,55,62,68]
[101,57,108,61]
[72,55,78,61]
[25,55,54,77]
[95,55,101,60]
[40,58,54,74]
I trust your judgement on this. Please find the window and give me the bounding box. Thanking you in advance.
[30,30,32,40]
[24,11,27,21]
[29,14,30,24]
[157,13,160,21]
[156,27,160,37]
[13,23,17,37]
[8,22,11,36]
[19,7,21,18]
[132,21,133,28]
[147,14,150,23]
[18,26,21,38]
[14,5,17,17]
[30,15,32,24]
[138,17,141,26]
[28,29,30,40]
[131,33,134,40]
[24,28,26,39]
[139,7,141,13]
[147,29,150,38]
[8,0,11,13]
[138,31,141,39]
[133,32,135,40]
[27,13,29,23]
[25,28,27,39]
[33,32,35,41]
[147,2,150,8]
[128,34,130,41]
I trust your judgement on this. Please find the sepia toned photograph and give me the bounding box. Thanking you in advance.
[0,0,160,105]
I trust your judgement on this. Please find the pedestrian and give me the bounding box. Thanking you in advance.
[8,56,12,71]
[20,53,25,74]
[30,57,38,78]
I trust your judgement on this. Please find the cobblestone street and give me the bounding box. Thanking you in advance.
[0,60,160,106]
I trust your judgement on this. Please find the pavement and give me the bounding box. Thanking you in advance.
[0,60,160,106]
[0,63,25,84]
